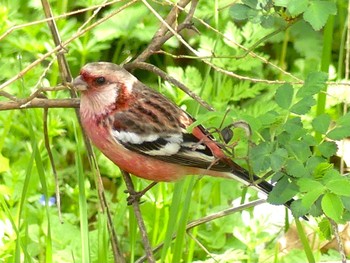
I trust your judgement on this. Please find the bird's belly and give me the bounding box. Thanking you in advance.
[81,116,197,181]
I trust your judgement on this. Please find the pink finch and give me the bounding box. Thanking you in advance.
[73,62,276,199]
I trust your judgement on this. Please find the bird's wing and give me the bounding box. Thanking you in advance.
[111,97,232,172]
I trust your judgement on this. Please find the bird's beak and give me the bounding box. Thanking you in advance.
[73,76,88,91]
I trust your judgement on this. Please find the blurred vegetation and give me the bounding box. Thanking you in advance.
[0,0,350,262]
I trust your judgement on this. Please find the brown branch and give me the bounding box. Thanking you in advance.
[0,0,122,42]
[0,98,79,111]
[135,199,266,263]
[124,62,214,111]
[328,217,347,263]
[41,0,126,261]
[121,171,155,263]
[132,0,192,63]
[43,107,62,223]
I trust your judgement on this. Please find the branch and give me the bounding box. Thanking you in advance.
[135,199,266,263]
[0,0,138,91]
[132,0,192,63]
[124,62,213,111]
[121,171,155,263]
[0,98,79,111]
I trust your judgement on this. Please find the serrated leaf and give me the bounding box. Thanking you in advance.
[326,179,350,196]
[287,0,308,16]
[327,126,350,140]
[317,141,337,158]
[341,196,350,212]
[290,96,316,115]
[284,117,307,139]
[318,219,332,240]
[287,141,312,163]
[321,193,343,222]
[302,188,324,209]
[242,0,258,9]
[290,199,310,218]
[285,159,309,178]
[260,111,280,125]
[297,177,324,192]
[275,83,294,109]
[313,162,333,178]
[303,1,337,31]
[297,72,328,97]
[337,112,350,126]
[267,177,298,205]
[312,114,331,134]
[230,4,251,20]
[250,142,272,172]
[270,148,288,171]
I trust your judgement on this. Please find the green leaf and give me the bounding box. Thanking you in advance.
[287,0,308,16]
[270,148,288,171]
[337,112,350,126]
[317,141,337,158]
[326,179,350,196]
[284,117,307,139]
[274,0,289,7]
[312,114,331,134]
[303,1,337,31]
[229,4,251,20]
[285,159,309,178]
[290,96,316,115]
[321,193,343,222]
[302,188,324,209]
[290,199,310,218]
[327,126,350,140]
[313,162,333,178]
[242,0,258,9]
[275,83,294,109]
[287,141,312,162]
[250,142,272,173]
[341,196,350,212]
[297,177,324,192]
[260,111,280,125]
[0,154,9,173]
[267,177,298,205]
[318,219,332,240]
[297,72,328,97]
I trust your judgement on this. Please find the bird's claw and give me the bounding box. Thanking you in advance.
[124,189,146,205]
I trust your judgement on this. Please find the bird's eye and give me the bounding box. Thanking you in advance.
[95,77,106,85]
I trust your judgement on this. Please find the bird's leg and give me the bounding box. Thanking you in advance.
[124,181,158,205]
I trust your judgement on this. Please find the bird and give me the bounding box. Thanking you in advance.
[73,62,275,200]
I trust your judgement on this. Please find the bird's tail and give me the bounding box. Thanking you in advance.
[228,161,296,212]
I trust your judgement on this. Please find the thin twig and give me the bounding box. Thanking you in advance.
[0,98,79,111]
[0,0,138,91]
[136,199,266,263]
[162,0,303,82]
[125,62,213,111]
[121,171,155,263]
[328,218,347,263]
[133,0,191,63]
[0,0,122,42]
[43,107,62,223]
[41,1,125,260]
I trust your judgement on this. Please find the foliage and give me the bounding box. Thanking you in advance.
[0,0,349,262]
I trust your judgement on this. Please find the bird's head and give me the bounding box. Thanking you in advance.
[73,62,137,117]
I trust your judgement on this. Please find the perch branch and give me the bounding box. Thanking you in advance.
[121,171,155,263]
[132,0,192,63]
